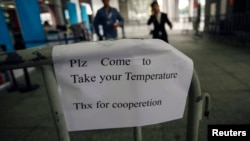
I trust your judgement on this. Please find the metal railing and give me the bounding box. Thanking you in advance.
[0,43,210,141]
[205,13,250,46]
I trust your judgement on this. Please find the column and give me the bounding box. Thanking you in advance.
[67,2,78,24]
[118,0,129,24]
[71,0,82,23]
[189,0,195,17]
[167,0,177,21]
[0,8,14,52]
[162,0,168,13]
[52,0,65,25]
[80,5,90,29]
[15,0,46,48]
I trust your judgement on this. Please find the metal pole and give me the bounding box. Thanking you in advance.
[41,65,70,141]
[203,92,211,117]
[19,67,39,93]
[133,127,142,141]
[8,70,19,92]
[64,33,68,44]
[121,25,126,39]
[0,42,211,141]
[0,45,53,71]
[186,70,203,141]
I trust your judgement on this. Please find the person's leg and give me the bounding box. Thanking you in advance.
[162,34,168,43]
[165,35,169,43]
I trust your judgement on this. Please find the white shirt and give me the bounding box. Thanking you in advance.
[157,13,161,23]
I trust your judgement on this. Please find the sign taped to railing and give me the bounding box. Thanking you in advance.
[52,39,193,131]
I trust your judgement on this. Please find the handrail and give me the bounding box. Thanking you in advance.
[0,45,53,71]
[0,43,210,141]
[186,70,210,141]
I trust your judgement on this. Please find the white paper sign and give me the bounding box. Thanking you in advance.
[52,39,193,131]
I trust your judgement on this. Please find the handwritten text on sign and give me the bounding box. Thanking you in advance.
[52,39,193,131]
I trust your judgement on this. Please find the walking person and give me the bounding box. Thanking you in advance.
[94,0,124,40]
[193,2,201,37]
[147,1,172,43]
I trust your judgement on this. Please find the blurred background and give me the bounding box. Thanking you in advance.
[0,0,250,141]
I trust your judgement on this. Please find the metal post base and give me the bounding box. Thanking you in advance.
[19,68,39,93]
